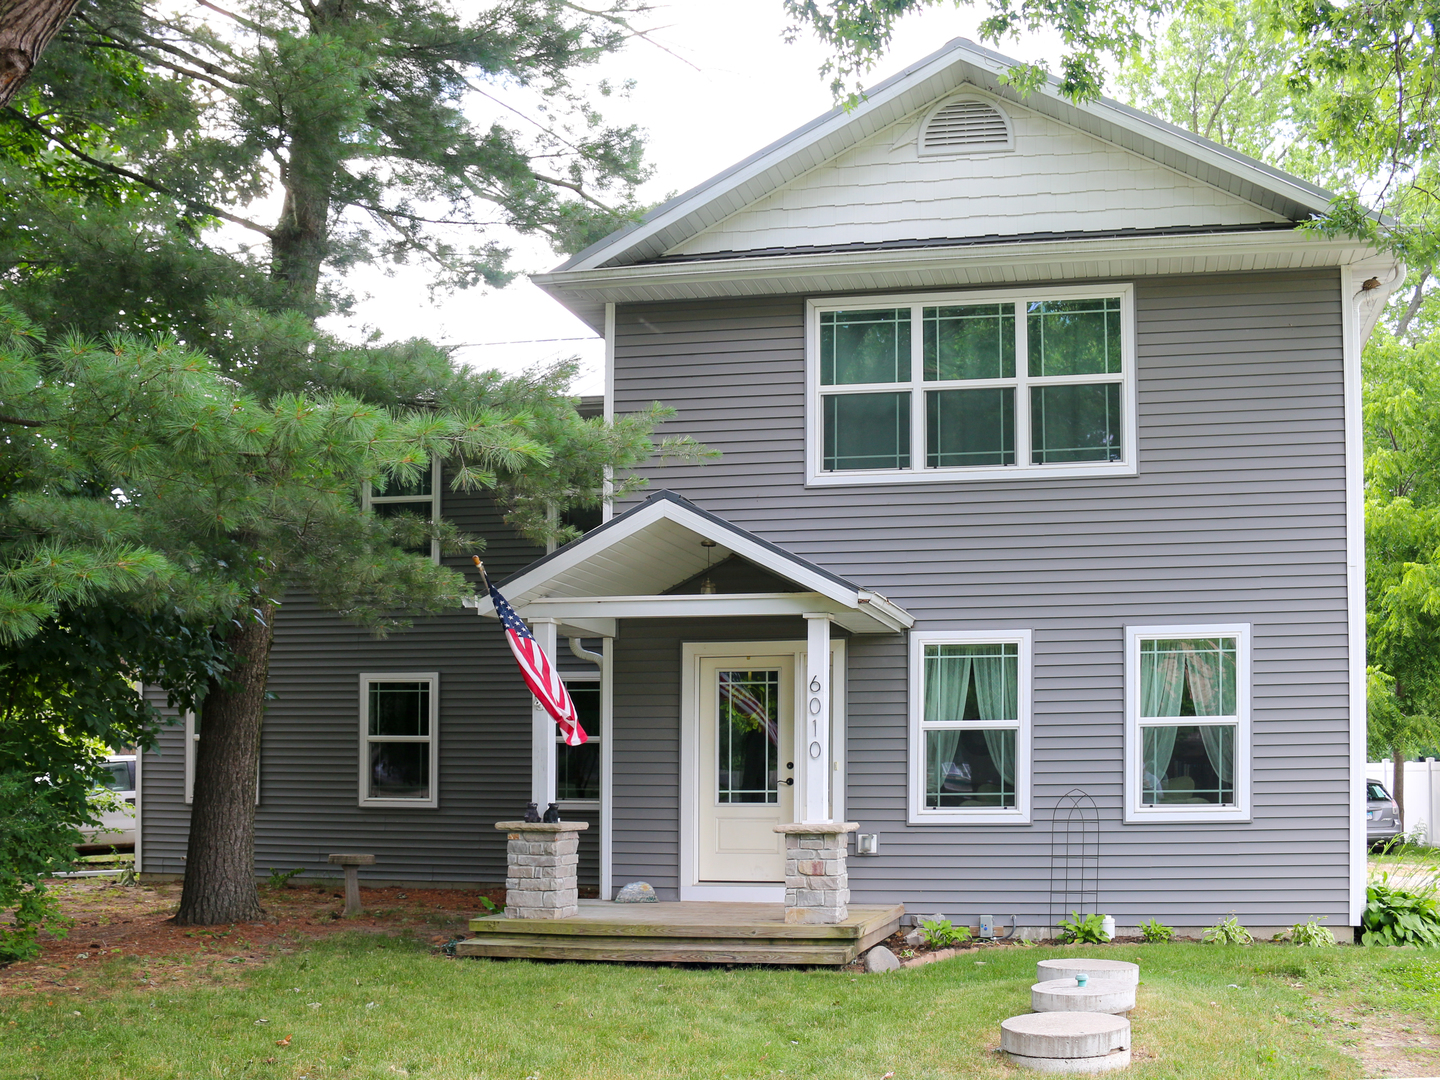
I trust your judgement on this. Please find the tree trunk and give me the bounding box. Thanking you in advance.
[0,0,82,106]
[1393,745,1407,832]
[173,604,276,925]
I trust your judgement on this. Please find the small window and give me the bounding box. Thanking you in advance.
[909,630,1032,824]
[809,286,1134,485]
[365,460,441,562]
[359,673,439,808]
[557,681,601,803]
[1126,626,1250,822]
[919,97,1012,156]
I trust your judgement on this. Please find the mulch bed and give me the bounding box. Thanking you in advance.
[0,878,502,996]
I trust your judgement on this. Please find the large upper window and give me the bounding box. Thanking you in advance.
[809,285,1135,484]
[1125,625,1250,823]
[359,673,439,808]
[908,630,1032,824]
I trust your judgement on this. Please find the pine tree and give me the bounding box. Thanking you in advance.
[1,0,699,924]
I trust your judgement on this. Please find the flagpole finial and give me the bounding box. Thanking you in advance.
[472,556,489,588]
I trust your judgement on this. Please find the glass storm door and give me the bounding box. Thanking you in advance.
[696,655,795,882]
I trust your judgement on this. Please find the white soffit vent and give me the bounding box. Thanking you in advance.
[920,96,1012,155]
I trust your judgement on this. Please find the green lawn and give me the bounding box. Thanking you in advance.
[3,936,1438,1080]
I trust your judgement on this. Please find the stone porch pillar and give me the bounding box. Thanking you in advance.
[496,821,589,919]
[775,821,858,924]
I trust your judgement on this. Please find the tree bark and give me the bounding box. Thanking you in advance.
[173,603,276,925]
[0,0,82,107]
[1393,745,1407,832]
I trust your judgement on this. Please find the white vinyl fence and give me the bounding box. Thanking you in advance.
[1367,759,1440,841]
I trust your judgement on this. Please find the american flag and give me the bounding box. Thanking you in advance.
[490,583,587,747]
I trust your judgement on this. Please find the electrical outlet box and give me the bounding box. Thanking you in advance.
[978,913,995,939]
[855,833,878,855]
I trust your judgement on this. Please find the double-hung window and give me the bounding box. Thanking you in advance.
[808,284,1134,484]
[909,630,1032,824]
[556,679,601,804]
[364,459,440,562]
[1125,625,1250,822]
[359,673,439,808]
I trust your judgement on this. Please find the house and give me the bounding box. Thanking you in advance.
[137,38,1401,940]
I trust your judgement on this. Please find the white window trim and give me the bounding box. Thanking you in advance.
[555,672,601,810]
[1124,624,1252,824]
[185,708,259,806]
[358,672,440,809]
[916,93,1015,158]
[362,458,441,563]
[908,629,1033,825]
[805,282,1138,486]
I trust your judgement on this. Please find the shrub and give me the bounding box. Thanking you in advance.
[1362,878,1440,947]
[1057,911,1110,944]
[266,867,305,889]
[1139,918,1175,943]
[920,917,971,948]
[1203,914,1253,945]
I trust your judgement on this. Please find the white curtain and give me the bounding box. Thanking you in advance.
[1140,642,1185,792]
[924,651,969,795]
[973,649,1016,787]
[1181,640,1235,787]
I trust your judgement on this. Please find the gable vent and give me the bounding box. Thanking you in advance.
[920,99,1011,155]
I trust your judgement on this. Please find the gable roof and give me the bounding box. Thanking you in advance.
[465,490,913,634]
[555,37,1335,275]
[532,38,1382,331]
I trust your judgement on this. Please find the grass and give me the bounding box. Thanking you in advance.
[4,936,1438,1080]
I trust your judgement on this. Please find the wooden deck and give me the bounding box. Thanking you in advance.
[456,900,905,965]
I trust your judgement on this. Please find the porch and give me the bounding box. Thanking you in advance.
[455,899,905,966]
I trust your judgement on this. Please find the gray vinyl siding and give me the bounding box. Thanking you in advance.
[612,269,1352,925]
[139,483,605,888]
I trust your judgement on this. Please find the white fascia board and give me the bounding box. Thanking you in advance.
[521,592,907,634]
[536,231,1379,331]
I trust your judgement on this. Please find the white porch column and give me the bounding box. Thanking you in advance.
[530,618,559,808]
[802,613,833,823]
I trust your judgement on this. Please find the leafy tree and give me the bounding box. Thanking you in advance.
[1362,331,1440,819]
[0,0,85,106]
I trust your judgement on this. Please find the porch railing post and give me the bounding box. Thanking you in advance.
[530,617,559,808]
[803,613,833,823]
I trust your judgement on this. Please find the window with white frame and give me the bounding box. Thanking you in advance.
[1125,625,1250,822]
[808,285,1135,484]
[909,630,1032,824]
[359,673,439,808]
[364,459,440,562]
[556,679,601,803]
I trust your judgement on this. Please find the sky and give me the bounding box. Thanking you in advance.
[329,0,1071,395]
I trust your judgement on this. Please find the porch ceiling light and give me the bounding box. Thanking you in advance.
[699,539,719,594]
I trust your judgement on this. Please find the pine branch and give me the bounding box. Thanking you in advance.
[71,11,246,85]
[0,413,43,428]
[530,170,617,212]
[79,38,232,90]
[193,0,264,34]
[3,109,276,239]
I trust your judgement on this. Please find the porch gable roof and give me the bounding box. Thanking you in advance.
[464,491,913,635]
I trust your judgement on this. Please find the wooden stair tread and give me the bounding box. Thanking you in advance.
[467,903,903,940]
[455,936,856,965]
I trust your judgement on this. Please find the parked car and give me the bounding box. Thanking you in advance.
[1368,780,1403,848]
[79,755,136,848]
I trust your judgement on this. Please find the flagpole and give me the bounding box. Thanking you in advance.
[472,555,490,592]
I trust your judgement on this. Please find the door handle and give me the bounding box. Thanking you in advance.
[782,778,794,786]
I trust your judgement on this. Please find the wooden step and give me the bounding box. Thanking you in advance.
[455,934,856,965]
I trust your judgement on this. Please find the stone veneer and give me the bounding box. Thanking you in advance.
[774,822,859,925]
[495,821,589,919]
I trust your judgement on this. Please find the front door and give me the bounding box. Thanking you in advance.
[696,654,795,882]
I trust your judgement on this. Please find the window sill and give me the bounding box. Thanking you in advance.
[1124,806,1250,824]
[808,460,1136,486]
[358,798,439,810]
[908,808,1032,825]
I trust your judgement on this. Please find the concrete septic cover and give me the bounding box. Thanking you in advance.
[1032,978,1136,1015]
[1036,959,1140,986]
[1001,1013,1132,1075]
